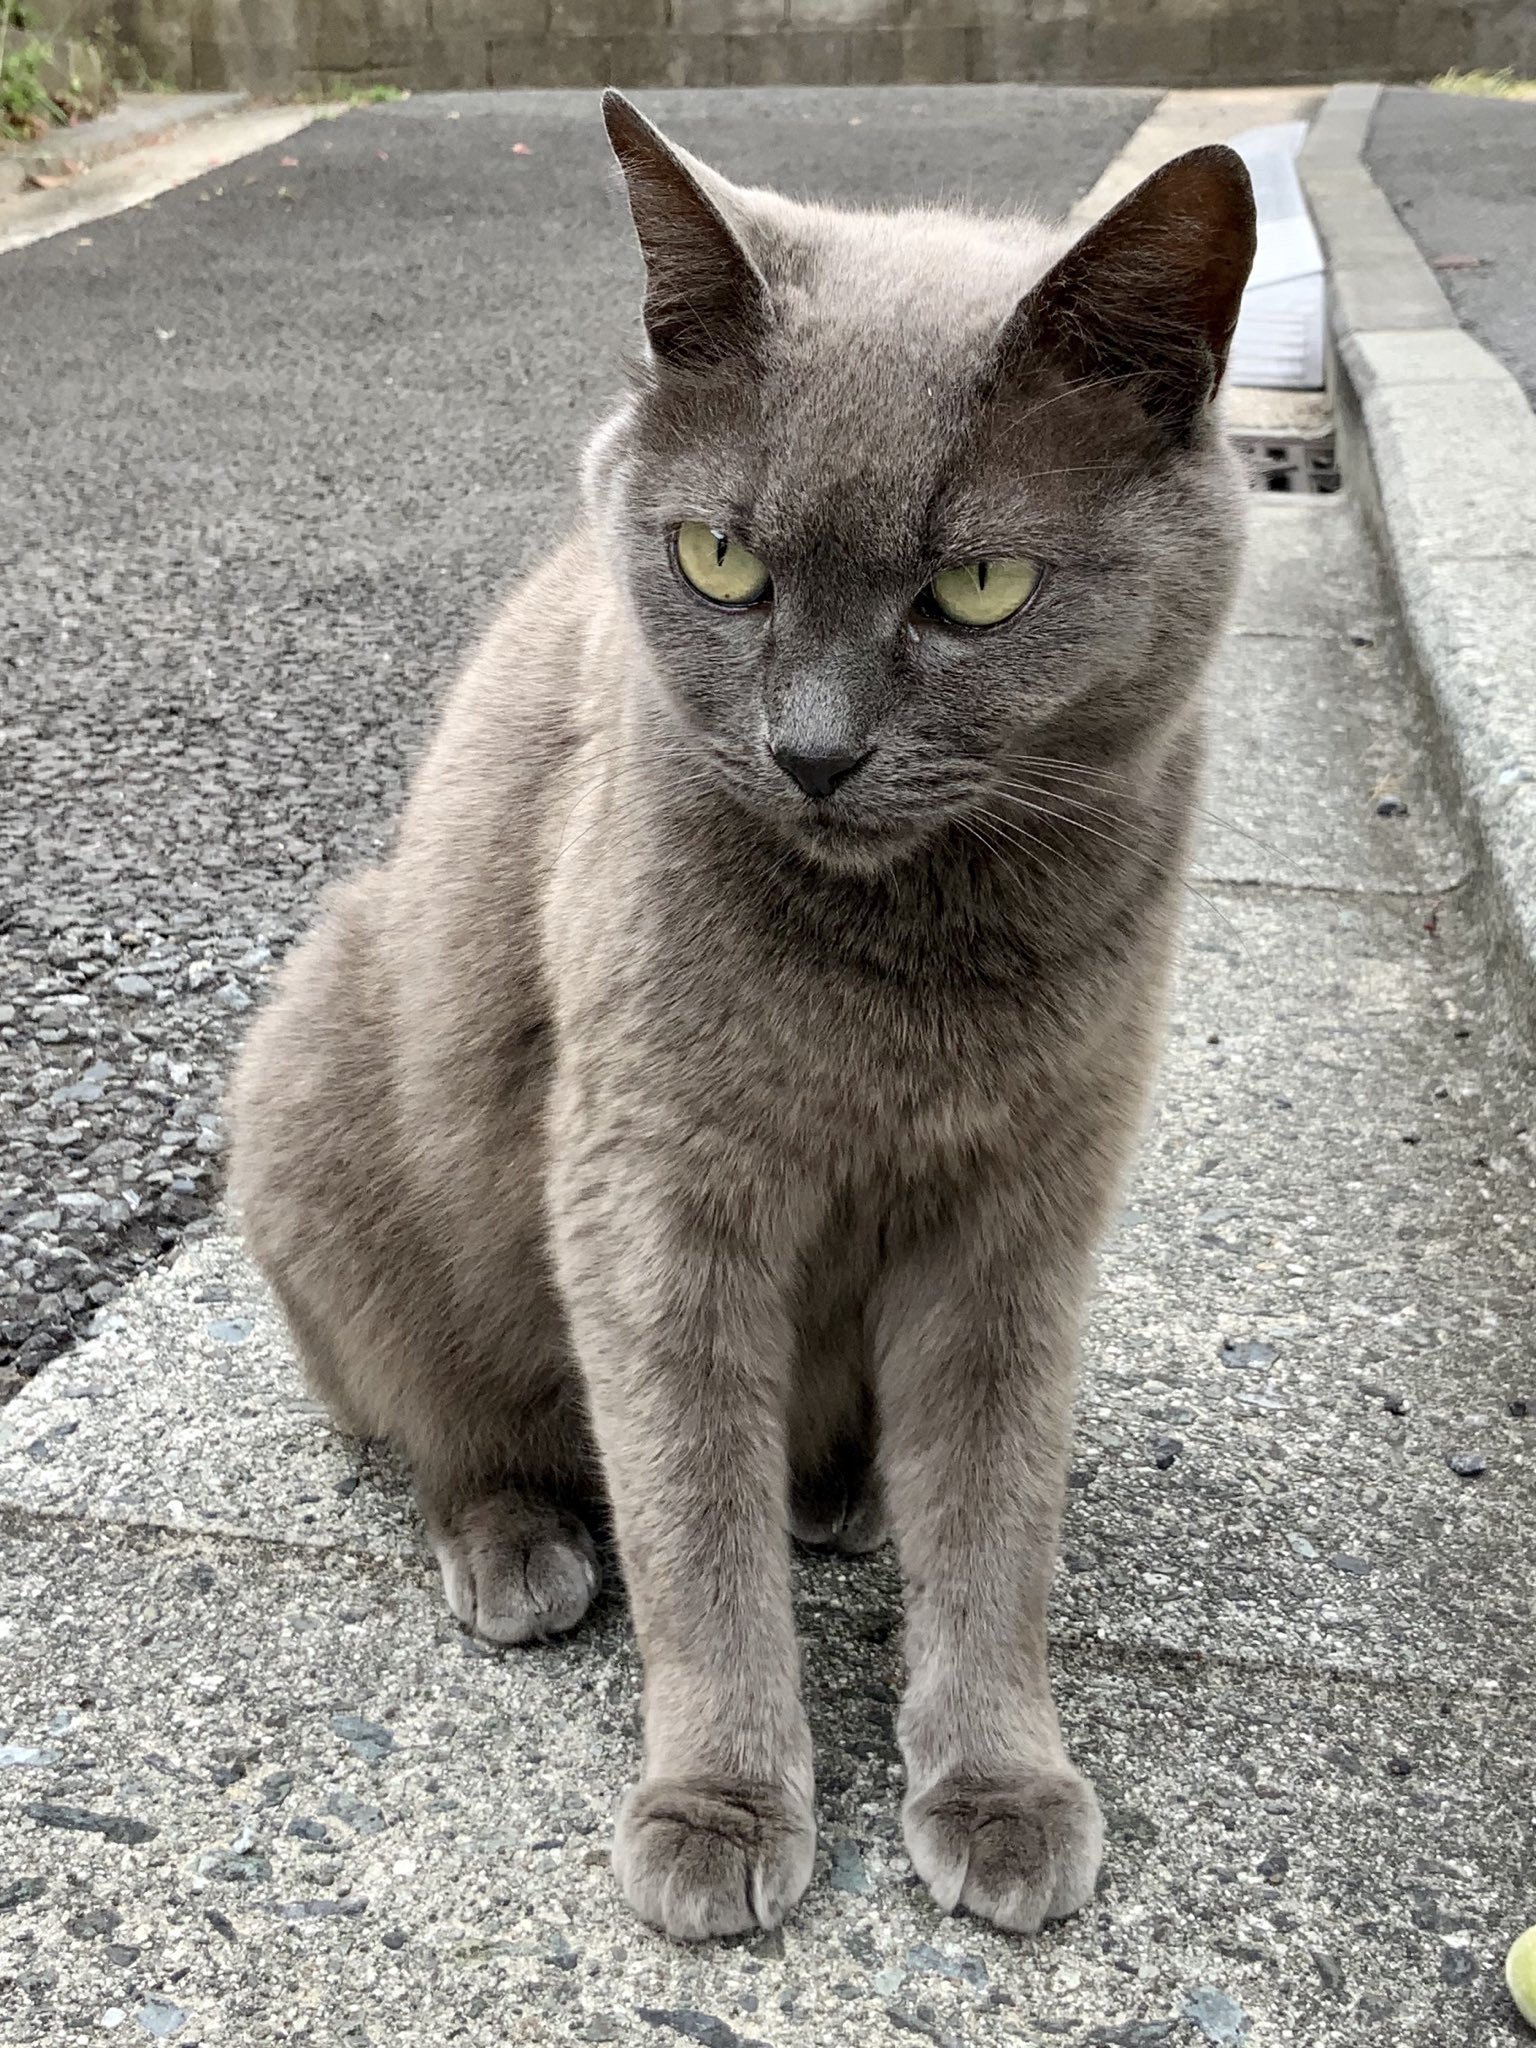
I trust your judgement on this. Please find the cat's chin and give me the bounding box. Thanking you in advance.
[784,812,926,877]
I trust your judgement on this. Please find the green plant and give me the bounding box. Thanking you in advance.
[0,34,66,138]
[1,1,121,141]
[1428,66,1536,100]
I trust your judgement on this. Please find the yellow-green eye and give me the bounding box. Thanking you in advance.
[675,522,771,607]
[925,556,1041,627]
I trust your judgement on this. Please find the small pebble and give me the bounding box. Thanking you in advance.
[135,1999,188,2039]
[1181,1984,1250,2044]
[329,1713,395,1762]
[1448,1453,1487,1479]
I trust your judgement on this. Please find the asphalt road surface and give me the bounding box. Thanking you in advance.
[1367,85,1536,406]
[0,85,1157,1399]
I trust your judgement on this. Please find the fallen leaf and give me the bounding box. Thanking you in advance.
[1432,253,1488,270]
[280,155,300,167]
[377,149,389,160]
[24,172,72,190]
[512,141,530,154]
[75,236,92,246]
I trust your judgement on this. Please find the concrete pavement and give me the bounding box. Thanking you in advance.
[3,84,1536,2048]
[5,488,1534,2045]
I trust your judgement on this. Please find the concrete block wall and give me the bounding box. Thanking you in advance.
[114,0,1536,101]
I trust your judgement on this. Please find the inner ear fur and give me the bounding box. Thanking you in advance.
[1001,145,1257,440]
[603,89,771,374]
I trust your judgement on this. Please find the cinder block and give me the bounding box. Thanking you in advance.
[1089,6,1214,84]
[666,32,733,82]
[488,28,609,80]
[1324,0,1395,72]
[898,22,972,81]
[670,0,783,31]
[431,0,547,36]
[902,0,1022,28]
[792,0,900,28]
[1210,0,1313,83]
[413,31,492,84]
[1389,0,1467,77]
[307,0,371,73]
[972,15,1089,82]
[724,26,849,82]
[127,0,195,88]
[549,0,666,38]
[841,25,904,77]
[605,26,724,81]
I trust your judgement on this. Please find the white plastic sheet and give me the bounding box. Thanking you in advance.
[1227,121,1327,392]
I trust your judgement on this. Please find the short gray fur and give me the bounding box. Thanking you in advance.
[225,94,1260,1943]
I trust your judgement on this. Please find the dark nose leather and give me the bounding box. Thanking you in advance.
[770,746,870,801]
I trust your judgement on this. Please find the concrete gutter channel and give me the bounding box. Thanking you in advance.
[0,94,316,254]
[2,79,1535,2048]
[0,93,249,201]
[1299,82,1536,1012]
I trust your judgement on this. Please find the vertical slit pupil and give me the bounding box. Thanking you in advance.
[714,531,729,567]
[976,560,989,591]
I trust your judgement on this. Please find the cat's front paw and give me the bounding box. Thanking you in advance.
[429,1492,600,1645]
[903,1764,1103,1934]
[789,1465,889,1554]
[613,1777,815,1939]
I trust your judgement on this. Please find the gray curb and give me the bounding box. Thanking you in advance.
[1299,84,1536,995]
[0,90,248,201]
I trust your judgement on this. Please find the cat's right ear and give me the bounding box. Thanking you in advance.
[602,90,771,374]
[999,145,1256,441]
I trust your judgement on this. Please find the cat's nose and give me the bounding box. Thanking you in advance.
[770,745,872,801]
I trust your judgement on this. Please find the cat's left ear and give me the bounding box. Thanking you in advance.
[1000,145,1256,441]
[602,89,770,374]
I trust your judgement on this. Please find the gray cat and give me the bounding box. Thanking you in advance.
[228,92,1254,1941]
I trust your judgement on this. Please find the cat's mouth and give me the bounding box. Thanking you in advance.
[786,802,926,871]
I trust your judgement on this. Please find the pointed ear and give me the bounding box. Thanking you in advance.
[602,89,770,374]
[1001,145,1256,440]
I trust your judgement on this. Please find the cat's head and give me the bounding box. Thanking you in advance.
[587,92,1256,872]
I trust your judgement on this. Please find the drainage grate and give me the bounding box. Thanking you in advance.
[1231,430,1340,494]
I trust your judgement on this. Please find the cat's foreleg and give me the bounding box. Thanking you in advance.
[549,1135,815,1940]
[875,1173,1105,1935]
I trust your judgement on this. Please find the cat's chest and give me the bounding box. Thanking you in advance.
[547,805,1105,1164]
[604,897,1050,1161]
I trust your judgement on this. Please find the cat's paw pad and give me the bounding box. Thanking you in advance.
[613,1778,815,1940]
[903,1765,1103,1934]
[789,1468,889,1555]
[430,1495,599,1645]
